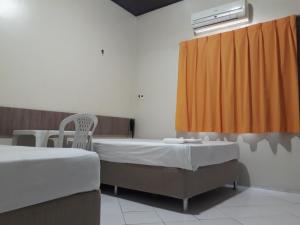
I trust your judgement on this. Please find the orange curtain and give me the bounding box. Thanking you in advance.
[176,15,300,133]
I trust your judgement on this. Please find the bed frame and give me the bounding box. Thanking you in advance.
[101,160,239,211]
[0,190,100,225]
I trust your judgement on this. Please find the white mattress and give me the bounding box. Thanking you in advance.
[93,139,239,171]
[0,145,100,214]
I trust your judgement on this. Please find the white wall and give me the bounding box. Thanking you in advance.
[135,0,300,192]
[1,0,300,193]
[0,0,137,118]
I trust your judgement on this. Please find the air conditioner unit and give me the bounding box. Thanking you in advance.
[192,0,249,35]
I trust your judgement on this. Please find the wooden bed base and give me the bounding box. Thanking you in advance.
[0,190,100,225]
[101,160,239,211]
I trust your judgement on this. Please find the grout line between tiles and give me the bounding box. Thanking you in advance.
[116,193,165,225]
[117,195,127,225]
[195,216,244,225]
[231,217,245,225]
[153,207,167,225]
[102,188,300,225]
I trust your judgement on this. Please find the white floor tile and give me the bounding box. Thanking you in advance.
[101,203,123,218]
[101,206,125,225]
[101,216,125,225]
[134,223,164,225]
[119,198,154,212]
[101,188,300,225]
[136,223,165,225]
[237,214,300,225]
[195,207,229,220]
[287,204,300,217]
[218,205,289,219]
[155,208,198,222]
[165,221,202,225]
[216,188,290,207]
[268,191,300,204]
[123,211,161,224]
[101,194,125,225]
[197,218,242,225]
[102,194,120,204]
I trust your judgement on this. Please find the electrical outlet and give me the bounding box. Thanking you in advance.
[138,94,144,99]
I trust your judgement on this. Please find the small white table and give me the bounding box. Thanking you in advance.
[12,130,90,147]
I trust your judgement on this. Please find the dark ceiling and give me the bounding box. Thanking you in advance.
[111,0,183,16]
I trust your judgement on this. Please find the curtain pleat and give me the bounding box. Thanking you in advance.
[205,35,222,132]
[235,28,252,132]
[221,32,236,132]
[187,40,198,131]
[176,42,189,131]
[196,38,208,131]
[277,17,300,132]
[176,16,300,133]
[248,24,267,132]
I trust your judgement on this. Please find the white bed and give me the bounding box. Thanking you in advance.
[93,138,240,211]
[0,145,100,214]
[93,139,239,171]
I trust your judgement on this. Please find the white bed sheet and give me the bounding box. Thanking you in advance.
[0,145,100,214]
[93,139,239,171]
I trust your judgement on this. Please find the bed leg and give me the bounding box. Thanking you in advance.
[233,181,238,190]
[114,186,118,195]
[183,198,189,212]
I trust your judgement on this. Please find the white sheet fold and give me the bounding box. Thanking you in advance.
[0,145,100,213]
[163,138,203,144]
[163,138,185,144]
[93,139,239,171]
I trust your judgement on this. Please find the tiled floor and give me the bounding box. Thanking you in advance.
[100,186,300,225]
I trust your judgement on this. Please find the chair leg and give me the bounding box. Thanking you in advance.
[183,198,189,212]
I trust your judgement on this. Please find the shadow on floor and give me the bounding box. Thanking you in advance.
[101,185,247,215]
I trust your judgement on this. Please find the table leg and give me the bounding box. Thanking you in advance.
[35,132,49,147]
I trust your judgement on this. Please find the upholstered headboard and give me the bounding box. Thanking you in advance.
[0,106,134,138]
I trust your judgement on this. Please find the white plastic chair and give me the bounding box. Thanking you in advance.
[57,113,98,150]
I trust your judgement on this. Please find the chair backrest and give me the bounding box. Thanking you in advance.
[58,113,98,150]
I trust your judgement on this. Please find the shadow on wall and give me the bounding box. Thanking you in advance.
[177,132,299,153]
[177,131,300,187]
[240,133,300,154]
